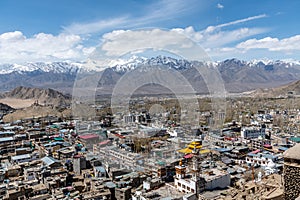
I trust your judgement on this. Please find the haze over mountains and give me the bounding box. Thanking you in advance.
[0,56,299,94]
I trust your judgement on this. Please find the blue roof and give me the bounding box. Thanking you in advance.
[214,148,232,152]
[95,166,106,173]
[0,137,14,142]
[279,147,289,151]
[41,156,60,166]
[105,182,116,188]
[247,153,278,160]
[0,131,14,135]
[43,141,63,147]
[16,147,29,151]
[11,154,31,161]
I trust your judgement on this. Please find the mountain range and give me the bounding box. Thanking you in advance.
[0,56,300,94]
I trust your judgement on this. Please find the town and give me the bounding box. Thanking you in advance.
[0,93,300,200]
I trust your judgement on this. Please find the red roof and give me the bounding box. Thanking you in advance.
[73,154,83,158]
[99,140,111,145]
[264,144,272,148]
[184,154,194,159]
[78,134,99,140]
[251,149,260,154]
[114,133,125,139]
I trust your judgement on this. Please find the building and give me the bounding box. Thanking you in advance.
[123,114,136,123]
[222,174,283,200]
[94,166,106,178]
[174,147,206,195]
[283,143,300,200]
[241,127,265,139]
[143,178,163,191]
[246,151,279,168]
[78,134,101,150]
[99,146,144,169]
[250,138,271,151]
[73,155,87,175]
[202,168,231,190]
[11,153,36,163]
[115,186,132,200]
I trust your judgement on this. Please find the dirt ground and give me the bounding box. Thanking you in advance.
[0,98,35,109]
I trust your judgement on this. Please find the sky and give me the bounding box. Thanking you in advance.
[0,0,300,63]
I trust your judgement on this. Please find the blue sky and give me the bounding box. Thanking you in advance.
[0,0,300,63]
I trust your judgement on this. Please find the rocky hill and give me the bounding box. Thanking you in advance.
[0,102,14,118]
[251,80,300,97]
[0,86,71,108]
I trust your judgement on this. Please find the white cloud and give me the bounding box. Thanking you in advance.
[237,35,300,51]
[166,15,269,60]
[86,14,269,62]
[100,29,195,56]
[217,14,267,28]
[0,11,282,64]
[204,14,267,34]
[217,3,224,9]
[88,29,211,63]
[172,26,266,48]
[0,31,25,41]
[63,17,129,35]
[0,31,90,63]
[62,0,197,35]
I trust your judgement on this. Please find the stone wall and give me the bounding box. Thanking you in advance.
[284,164,300,200]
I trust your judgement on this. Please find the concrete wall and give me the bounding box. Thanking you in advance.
[205,173,231,190]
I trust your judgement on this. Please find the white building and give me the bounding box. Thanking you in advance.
[202,168,231,190]
[245,152,279,168]
[174,149,205,195]
[241,127,265,139]
[124,114,136,123]
[174,155,230,194]
[168,128,185,137]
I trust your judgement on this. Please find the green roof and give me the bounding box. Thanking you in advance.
[290,137,300,143]
[51,125,59,129]
[54,137,64,141]
[157,161,165,166]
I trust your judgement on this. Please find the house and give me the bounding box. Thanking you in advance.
[78,134,101,150]
[94,166,106,178]
[41,156,62,168]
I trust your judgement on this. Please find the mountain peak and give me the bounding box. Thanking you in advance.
[0,61,81,74]
[108,55,193,72]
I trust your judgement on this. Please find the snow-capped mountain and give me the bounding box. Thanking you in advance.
[1,56,299,74]
[246,59,300,68]
[0,62,81,74]
[106,55,193,72]
[108,56,300,73]
[0,56,299,93]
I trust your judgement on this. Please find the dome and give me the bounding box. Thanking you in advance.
[283,143,300,160]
